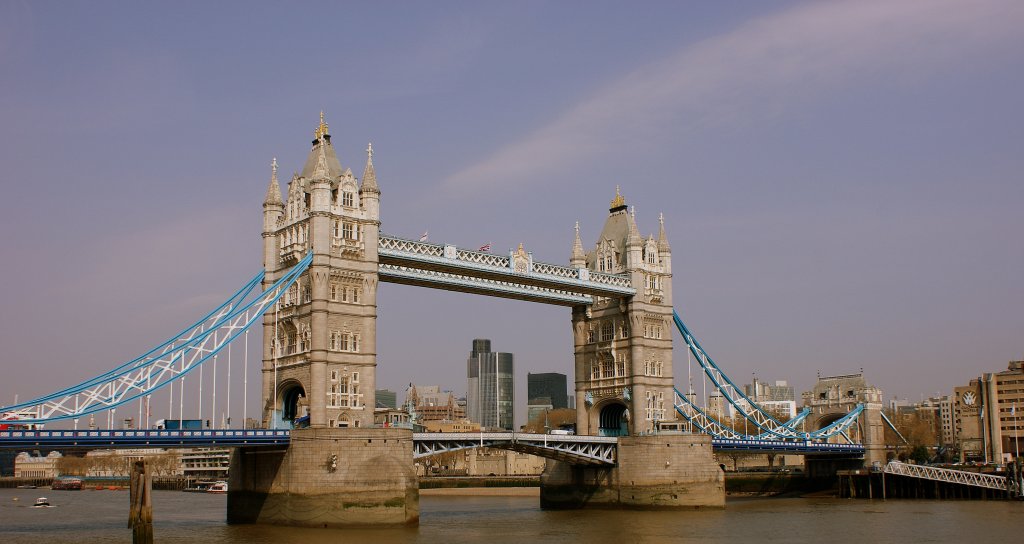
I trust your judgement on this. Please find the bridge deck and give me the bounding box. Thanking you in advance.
[1,429,864,458]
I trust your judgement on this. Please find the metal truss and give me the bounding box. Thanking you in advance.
[413,432,618,466]
[672,387,814,440]
[379,264,593,306]
[712,438,864,455]
[378,234,636,305]
[0,254,313,424]
[672,310,864,441]
[884,461,1016,495]
[0,429,291,449]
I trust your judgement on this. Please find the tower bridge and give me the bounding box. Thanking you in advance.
[1,114,881,526]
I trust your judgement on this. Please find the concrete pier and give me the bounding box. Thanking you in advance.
[227,428,418,527]
[540,434,724,509]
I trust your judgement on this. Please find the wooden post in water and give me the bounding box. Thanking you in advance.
[129,460,153,544]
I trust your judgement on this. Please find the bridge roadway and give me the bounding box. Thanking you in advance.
[0,429,864,463]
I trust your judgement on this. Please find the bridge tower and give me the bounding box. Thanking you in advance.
[260,113,381,429]
[571,188,676,436]
[803,372,886,470]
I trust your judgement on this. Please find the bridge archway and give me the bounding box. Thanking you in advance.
[598,402,629,437]
[277,380,307,428]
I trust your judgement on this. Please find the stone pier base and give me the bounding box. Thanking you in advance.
[227,428,418,527]
[540,434,724,509]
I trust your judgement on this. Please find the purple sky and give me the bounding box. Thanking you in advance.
[1,0,1022,427]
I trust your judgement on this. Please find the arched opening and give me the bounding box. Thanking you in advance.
[278,382,307,428]
[814,412,860,444]
[598,402,629,437]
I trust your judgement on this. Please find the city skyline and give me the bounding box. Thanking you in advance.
[1,1,1022,425]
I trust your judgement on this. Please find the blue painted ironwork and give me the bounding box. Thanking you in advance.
[672,310,864,441]
[0,429,291,448]
[0,429,867,458]
[0,254,313,424]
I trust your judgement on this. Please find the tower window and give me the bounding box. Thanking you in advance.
[342,191,354,207]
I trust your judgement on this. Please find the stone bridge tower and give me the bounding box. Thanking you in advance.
[572,188,676,436]
[260,114,381,429]
[803,372,886,466]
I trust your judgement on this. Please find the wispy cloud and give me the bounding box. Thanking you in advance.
[442,0,1023,194]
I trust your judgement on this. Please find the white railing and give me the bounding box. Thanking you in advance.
[883,461,1013,493]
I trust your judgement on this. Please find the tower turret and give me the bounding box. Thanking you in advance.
[570,221,586,268]
[263,158,284,270]
[360,142,380,222]
[657,212,672,272]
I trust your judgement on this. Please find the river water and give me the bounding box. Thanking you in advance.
[1,488,1020,543]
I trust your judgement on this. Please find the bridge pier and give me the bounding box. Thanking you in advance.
[540,434,723,509]
[227,428,418,527]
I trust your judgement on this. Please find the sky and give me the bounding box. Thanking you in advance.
[1,0,1022,428]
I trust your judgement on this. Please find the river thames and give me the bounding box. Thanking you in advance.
[1,488,1021,543]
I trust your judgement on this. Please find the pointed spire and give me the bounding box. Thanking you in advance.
[311,134,330,180]
[361,141,379,194]
[263,157,283,207]
[627,205,642,245]
[658,212,671,251]
[571,221,586,264]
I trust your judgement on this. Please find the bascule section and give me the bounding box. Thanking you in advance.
[260,113,381,431]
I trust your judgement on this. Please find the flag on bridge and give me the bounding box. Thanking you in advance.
[478,242,491,252]
[418,231,429,242]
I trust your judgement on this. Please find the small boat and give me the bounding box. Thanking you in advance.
[33,497,51,507]
[207,481,228,494]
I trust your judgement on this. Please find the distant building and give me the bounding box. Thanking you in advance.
[180,448,228,480]
[743,379,796,403]
[952,360,1024,463]
[466,339,514,430]
[374,407,411,429]
[421,419,480,433]
[527,397,554,426]
[707,392,726,421]
[376,389,398,409]
[528,372,568,409]
[14,451,61,479]
[404,384,465,423]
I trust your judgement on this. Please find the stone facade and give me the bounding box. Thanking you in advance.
[261,114,381,429]
[572,189,676,436]
[953,361,1024,462]
[802,372,885,466]
[540,434,724,508]
[228,428,417,527]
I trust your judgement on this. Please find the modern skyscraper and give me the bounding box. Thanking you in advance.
[375,389,397,409]
[466,339,514,430]
[528,372,568,409]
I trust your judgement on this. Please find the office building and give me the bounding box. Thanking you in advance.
[467,339,514,430]
[528,372,568,409]
[376,389,398,409]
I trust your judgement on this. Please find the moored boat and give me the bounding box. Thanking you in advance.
[207,481,228,494]
[51,477,83,490]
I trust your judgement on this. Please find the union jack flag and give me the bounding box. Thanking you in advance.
[478,243,491,252]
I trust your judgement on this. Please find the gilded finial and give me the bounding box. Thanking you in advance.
[575,221,580,235]
[610,185,626,208]
[271,157,278,178]
[659,212,664,226]
[630,205,636,218]
[314,110,330,140]
[367,142,374,161]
